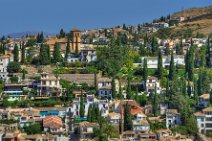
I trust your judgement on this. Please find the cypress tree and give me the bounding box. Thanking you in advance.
[185,49,189,74]
[182,78,187,96]
[118,80,122,100]
[168,52,175,81]
[187,81,192,97]
[152,86,158,116]
[53,42,62,63]
[13,44,19,62]
[143,58,148,82]
[198,71,203,96]
[151,37,158,56]
[80,90,85,117]
[188,46,194,81]
[165,46,170,55]
[21,42,26,64]
[157,50,163,79]
[206,37,211,68]
[75,36,79,56]
[64,37,70,62]
[210,90,212,105]
[87,105,92,122]
[126,78,131,99]
[124,102,132,131]
[193,78,198,103]
[111,77,116,99]
[40,44,50,65]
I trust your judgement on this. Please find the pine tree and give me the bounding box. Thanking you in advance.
[21,42,26,64]
[59,28,66,38]
[53,42,62,63]
[64,37,70,62]
[80,90,85,117]
[124,102,132,131]
[13,44,19,62]
[157,50,163,79]
[143,58,148,82]
[111,77,116,99]
[139,45,147,56]
[168,52,175,81]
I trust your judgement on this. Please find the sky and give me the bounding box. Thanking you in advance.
[0,0,211,35]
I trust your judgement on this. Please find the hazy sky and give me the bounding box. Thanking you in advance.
[0,0,211,35]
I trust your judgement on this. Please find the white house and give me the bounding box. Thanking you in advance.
[194,107,212,134]
[0,54,13,73]
[140,55,185,69]
[108,112,121,125]
[70,94,109,118]
[198,94,210,107]
[97,77,112,99]
[166,109,181,128]
[80,47,97,63]
[142,76,161,94]
[34,72,62,97]
[132,119,150,133]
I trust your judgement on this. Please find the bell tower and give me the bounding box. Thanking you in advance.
[71,28,81,54]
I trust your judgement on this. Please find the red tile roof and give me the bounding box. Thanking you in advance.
[43,116,63,128]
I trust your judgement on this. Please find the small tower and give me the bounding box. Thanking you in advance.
[71,28,81,54]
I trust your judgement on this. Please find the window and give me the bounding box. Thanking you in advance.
[201,124,204,127]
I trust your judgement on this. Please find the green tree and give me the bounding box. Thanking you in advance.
[64,37,70,62]
[157,50,163,79]
[75,36,79,56]
[206,37,211,68]
[39,44,50,65]
[124,102,132,131]
[21,43,26,64]
[165,46,170,55]
[151,37,158,56]
[87,105,92,122]
[7,62,21,73]
[118,80,122,100]
[80,90,85,117]
[111,77,116,99]
[210,90,212,105]
[152,88,159,116]
[59,28,66,38]
[13,44,19,62]
[168,52,175,81]
[188,46,194,81]
[143,58,148,82]
[23,124,42,134]
[139,45,147,56]
[126,78,132,99]
[53,42,62,63]
[187,81,192,97]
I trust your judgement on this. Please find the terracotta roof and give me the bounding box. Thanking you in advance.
[200,94,210,100]
[108,112,121,118]
[0,54,13,58]
[194,112,205,117]
[79,121,99,128]
[43,116,63,128]
[203,107,212,112]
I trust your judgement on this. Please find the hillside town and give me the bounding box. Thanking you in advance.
[0,5,211,141]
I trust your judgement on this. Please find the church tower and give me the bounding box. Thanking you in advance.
[71,28,81,54]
